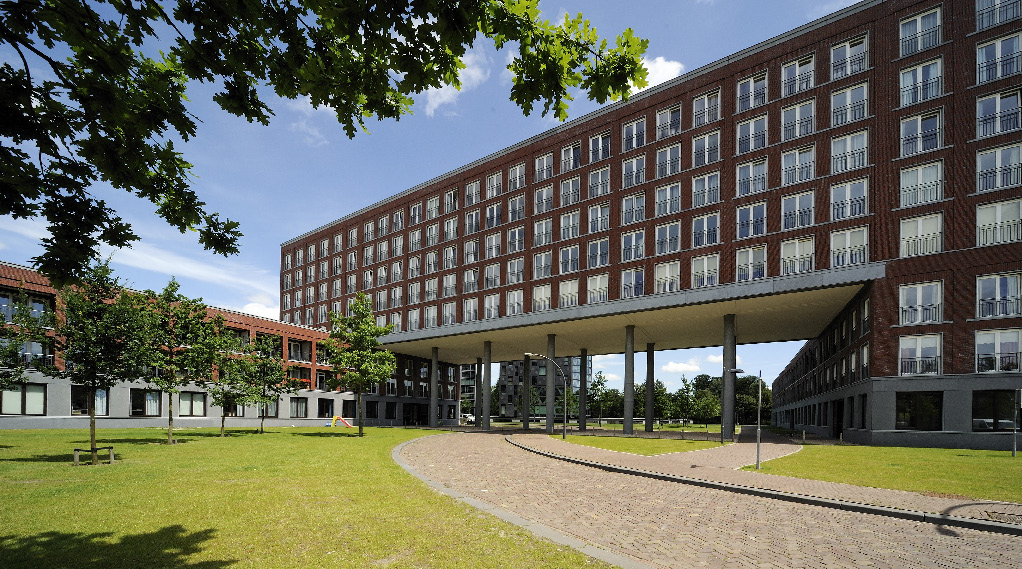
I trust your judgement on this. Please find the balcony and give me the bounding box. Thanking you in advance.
[781,254,814,275]
[560,259,579,273]
[621,245,644,262]
[900,77,942,107]
[623,168,645,189]
[978,108,1021,138]
[900,25,940,57]
[589,179,610,197]
[900,356,940,375]
[978,295,1022,317]
[976,0,1020,31]
[900,233,942,257]
[560,188,580,205]
[692,270,718,288]
[484,276,500,289]
[561,155,580,172]
[832,196,866,220]
[588,288,609,303]
[977,163,1021,192]
[657,157,680,178]
[590,143,611,163]
[693,145,719,167]
[535,164,553,182]
[442,285,457,297]
[656,196,680,216]
[782,70,814,97]
[900,180,943,207]
[736,262,766,282]
[692,106,718,128]
[978,352,1021,372]
[782,207,813,230]
[782,162,814,186]
[737,218,765,238]
[622,206,645,224]
[588,253,609,268]
[656,236,679,255]
[782,116,814,140]
[979,52,1021,84]
[832,148,867,172]
[534,264,552,278]
[738,88,766,112]
[900,303,941,325]
[535,196,552,214]
[737,132,766,154]
[655,276,680,293]
[737,174,767,196]
[559,292,579,307]
[589,216,610,233]
[692,227,718,247]
[978,218,1022,246]
[832,98,867,126]
[832,49,868,79]
[832,246,867,267]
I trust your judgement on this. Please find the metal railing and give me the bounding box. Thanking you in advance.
[900,76,942,106]
[831,196,866,220]
[737,174,767,196]
[657,157,680,178]
[977,219,1022,246]
[978,51,1021,84]
[977,107,1021,138]
[622,206,645,224]
[623,167,645,188]
[781,254,814,275]
[977,295,1022,317]
[831,49,868,79]
[589,180,610,197]
[900,25,940,57]
[737,132,766,154]
[657,117,682,139]
[692,105,719,128]
[976,0,1020,31]
[693,145,719,167]
[977,163,1022,193]
[782,207,813,230]
[900,180,943,207]
[692,270,718,288]
[900,303,941,325]
[782,116,814,140]
[692,227,718,247]
[738,88,767,112]
[832,98,867,126]
[736,263,766,282]
[782,161,814,186]
[737,218,765,238]
[782,70,814,97]
[832,147,867,172]
[656,196,680,215]
[977,352,1021,373]
[900,233,942,257]
[900,356,940,375]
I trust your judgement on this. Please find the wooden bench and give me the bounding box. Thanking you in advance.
[73,446,114,466]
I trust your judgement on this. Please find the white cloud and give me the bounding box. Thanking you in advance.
[603,373,622,383]
[662,359,701,373]
[220,296,280,320]
[0,216,50,240]
[284,95,336,147]
[423,48,492,117]
[706,353,743,366]
[592,354,622,364]
[633,56,685,93]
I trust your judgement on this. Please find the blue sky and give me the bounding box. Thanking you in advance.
[0,0,858,392]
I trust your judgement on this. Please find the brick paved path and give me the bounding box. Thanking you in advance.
[400,432,1020,569]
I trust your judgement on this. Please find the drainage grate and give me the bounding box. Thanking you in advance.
[986,512,1022,524]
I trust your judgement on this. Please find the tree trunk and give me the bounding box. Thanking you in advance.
[357,391,364,437]
[220,409,226,437]
[89,386,98,465]
[167,394,175,444]
[259,414,265,434]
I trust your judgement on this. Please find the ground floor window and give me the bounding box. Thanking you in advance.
[179,392,206,417]
[317,398,334,418]
[366,400,379,419]
[1,384,46,415]
[130,389,161,417]
[259,401,277,418]
[70,386,108,416]
[385,401,397,420]
[447,405,456,419]
[895,391,942,430]
[290,397,308,418]
[972,390,1017,432]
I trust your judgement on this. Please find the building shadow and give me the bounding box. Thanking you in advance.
[0,525,236,569]
[293,432,361,438]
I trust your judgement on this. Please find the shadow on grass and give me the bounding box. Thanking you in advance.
[0,453,84,463]
[0,525,235,569]
[294,431,362,438]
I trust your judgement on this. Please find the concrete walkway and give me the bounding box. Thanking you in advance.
[398,430,1021,569]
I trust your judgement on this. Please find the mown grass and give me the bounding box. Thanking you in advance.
[0,427,612,569]
[746,444,1022,503]
[555,434,723,455]
[591,422,737,434]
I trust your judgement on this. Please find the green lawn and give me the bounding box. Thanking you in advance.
[747,444,1022,504]
[591,422,737,434]
[556,434,723,455]
[0,427,611,569]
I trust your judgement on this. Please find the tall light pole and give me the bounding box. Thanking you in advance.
[526,352,567,439]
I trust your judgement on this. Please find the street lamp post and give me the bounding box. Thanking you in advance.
[526,352,567,439]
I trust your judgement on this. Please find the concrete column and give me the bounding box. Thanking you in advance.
[429,347,439,428]
[579,348,588,432]
[482,342,492,430]
[522,354,531,430]
[645,342,655,432]
[475,358,482,425]
[623,325,635,435]
[545,334,556,434]
[723,314,737,442]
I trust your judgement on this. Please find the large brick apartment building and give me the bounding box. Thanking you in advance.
[277,0,1021,447]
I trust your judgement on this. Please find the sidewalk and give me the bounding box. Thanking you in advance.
[508,427,1022,531]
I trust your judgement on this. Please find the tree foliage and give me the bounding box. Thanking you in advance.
[324,292,395,437]
[1,0,648,285]
[588,370,608,425]
[245,333,302,434]
[199,321,262,437]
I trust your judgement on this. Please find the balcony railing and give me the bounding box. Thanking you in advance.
[832,246,867,267]
[693,145,719,167]
[561,155,580,172]
[832,49,868,79]
[442,285,457,297]
[900,356,940,375]
[737,132,766,154]
[560,259,579,273]
[692,227,718,247]
[656,237,679,254]
[782,70,814,97]
[657,157,680,178]
[484,276,500,288]
[560,188,580,205]
[657,117,681,139]
[588,288,609,303]
[737,174,767,196]
[976,0,1020,31]
[485,245,500,259]
[692,270,718,288]
[560,225,579,240]
[900,303,941,325]
[782,162,814,185]
[559,293,579,307]
[902,128,940,156]
[692,106,718,128]
[782,116,814,140]
[590,143,611,162]
[622,206,645,224]
[509,207,525,222]
[832,98,867,126]
[19,354,55,368]
[978,218,1022,246]
[535,164,553,181]
[900,77,942,106]
[622,282,644,298]
[589,179,610,197]
[781,254,814,275]
[589,216,610,233]
[978,107,1021,137]
[900,25,940,57]
[737,88,766,112]
[656,196,680,216]
[977,163,1022,192]
[978,52,1021,84]
[621,245,644,261]
[832,148,867,172]
[782,207,813,230]
[508,174,525,191]
[533,299,551,311]
[737,218,765,238]
[623,168,645,188]
[977,295,1022,317]
[534,264,551,278]
[832,196,866,220]
[588,253,609,268]
[535,196,553,213]
[736,262,766,282]
[900,233,942,257]
[655,276,680,293]
[900,180,943,207]
[977,352,1021,372]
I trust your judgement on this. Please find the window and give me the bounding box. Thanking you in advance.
[424,305,437,328]
[622,118,645,151]
[535,153,554,182]
[737,160,767,196]
[590,132,611,162]
[425,223,439,247]
[588,239,609,268]
[782,191,814,230]
[425,278,438,301]
[781,237,814,275]
[559,177,580,207]
[900,59,941,106]
[736,202,766,239]
[506,290,524,315]
[508,195,525,223]
[130,388,161,417]
[736,246,766,282]
[347,228,357,249]
[901,113,941,156]
[71,386,108,416]
[408,256,421,279]
[900,281,942,325]
[831,179,867,220]
[392,211,405,231]
[781,101,814,140]
[623,156,645,188]
[691,254,719,288]
[346,274,357,294]
[737,74,766,112]
[296,248,305,266]
[484,294,500,319]
[587,168,611,200]
[896,392,943,430]
[486,172,502,198]
[1,383,46,415]
[442,189,458,214]
[901,162,943,207]
[977,197,1022,246]
[692,91,719,127]
[657,105,682,138]
[465,180,480,206]
[782,57,813,97]
[832,131,868,172]
[830,227,868,267]
[899,335,941,375]
[407,308,420,330]
[391,286,403,307]
[978,32,1021,84]
[978,143,1021,193]
[308,243,317,262]
[463,269,478,293]
[622,193,645,224]
[737,115,766,154]
[831,83,867,127]
[442,273,458,297]
[533,284,552,311]
[484,263,500,288]
[692,131,720,166]
[347,251,357,271]
[424,251,438,274]
[621,231,644,262]
[621,268,644,298]
[588,203,610,233]
[978,0,1022,30]
[561,144,581,171]
[408,282,420,304]
[442,218,458,242]
[534,186,553,214]
[900,213,942,256]
[332,256,342,276]
[978,91,1021,138]
[558,280,579,307]
[508,163,525,191]
[560,210,580,240]
[654,261,681,292]
[534,219,552,246]
[978,272,1021,318]
[179,392,206,417]
[409,229,422,252]
[507,258,524,284]
[533,251,552,278]
[588,273,609,303]
[972,391,1017,432]
[832,36,867,79]
[284,252,293,270]
[692,212,719,247]
[485,203,502,229]
[655,222,680,254]
[656,144,681,178]
[463,298,478,322]
[289,397,308,418]
[507,226,525,253]
[425,197,440,221]
[781,147,814,186]
[900,8,941,56]
[465,209,481,235]
[656,183,681,216]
